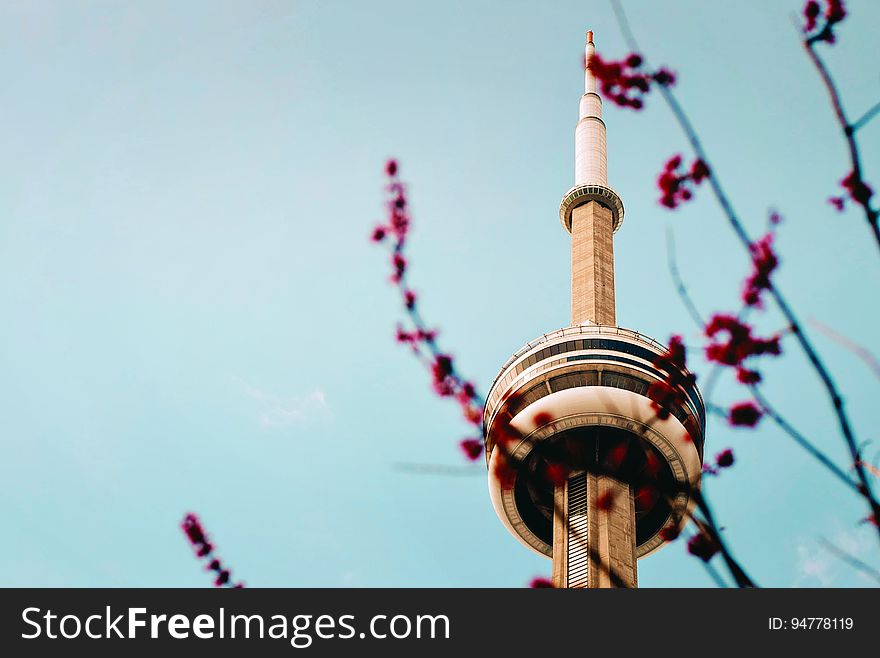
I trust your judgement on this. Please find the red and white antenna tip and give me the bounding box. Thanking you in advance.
[586,30,594,44]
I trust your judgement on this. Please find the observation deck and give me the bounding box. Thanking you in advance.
[483,324,705,559]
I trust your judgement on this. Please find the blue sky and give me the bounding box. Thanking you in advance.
[1,0,878,587]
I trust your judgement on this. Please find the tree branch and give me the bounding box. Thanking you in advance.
[798,18,880,250]
[610,0,880,541]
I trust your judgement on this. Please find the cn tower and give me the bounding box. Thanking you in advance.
[482,32,706,588]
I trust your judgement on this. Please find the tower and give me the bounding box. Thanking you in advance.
[482,31,705,588]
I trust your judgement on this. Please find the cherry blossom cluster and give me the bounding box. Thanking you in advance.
[658,514,722,562]
[829,171,874,213]
[529,577,554,588]
[802,0,847,44]
[687,529,720,562]
[704,314,781,372]
[181,513,244,588]
[657,155,710,209]
[647,335,696,421]
[395,326,436,345]
[647,335,744,472]
[741,232,779,308]
[703,314,783,427]
[371,159,411,280]
[371,161,485,463]
[727,401,763,428]
[430,353,485,449]
[587,52,675,110]
[658,525,682,542]
[417,346,485,464]
[702,448,736,476]
[596,489,618,511]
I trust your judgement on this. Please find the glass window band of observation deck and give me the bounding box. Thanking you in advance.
[495,325,667,377]
[559,184,625,233]
[484,351,704,443]
[485,337,705,431]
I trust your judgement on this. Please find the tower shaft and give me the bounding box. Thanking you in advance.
[553,30,635,589]
[551,460,637,588]
[571,202,616,326]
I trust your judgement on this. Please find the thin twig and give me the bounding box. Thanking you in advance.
[665,227,705,327]
[817,537,880,585]
[691,489,756,587]
[808,317,880,381]
[750,385,861,492]
[393,462,483,476]
[852,98,880,133]
[663,226,725,407]
[797,17,880,250]
[858,460,880,480]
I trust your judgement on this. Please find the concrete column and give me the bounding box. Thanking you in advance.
[551,470,637,588]
[571,201,616,326]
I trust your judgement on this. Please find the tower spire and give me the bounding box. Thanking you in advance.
[577,29,607,188]
[559,30,624,237]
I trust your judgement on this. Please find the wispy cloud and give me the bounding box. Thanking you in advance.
[233,378,330,428]
[794,525,879,587]
[795,541,833,587]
